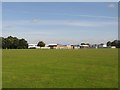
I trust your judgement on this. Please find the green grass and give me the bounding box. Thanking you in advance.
[2,49,118,88]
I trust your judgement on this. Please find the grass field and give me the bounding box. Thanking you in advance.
[2,49,118,88]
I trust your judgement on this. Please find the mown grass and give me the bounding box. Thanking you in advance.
[2,49,118,88]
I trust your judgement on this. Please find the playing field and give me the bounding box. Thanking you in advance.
[2,49,118,88]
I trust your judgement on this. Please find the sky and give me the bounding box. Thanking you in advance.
[2,2,118,44]
[0,2,1,37]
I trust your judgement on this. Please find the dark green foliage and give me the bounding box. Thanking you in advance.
[2,36,28,49]
[107,41,111,47]
[107,40,120,48]
[0,37,2,49]
[117,40,120,48]
[18,39,28,49]
[81,43,86,45]
[37,41,45,47]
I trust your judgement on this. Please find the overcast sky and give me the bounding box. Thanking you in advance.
[2,2,118,44]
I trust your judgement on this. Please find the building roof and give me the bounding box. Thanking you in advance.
[47,44,58,46]
[80,45,89,47]
[28,44,37,45]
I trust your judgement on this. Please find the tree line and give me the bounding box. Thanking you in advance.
[0,36,46,49]
[0,36,120,49]
[107,40,120,48]
[0,36,28,49]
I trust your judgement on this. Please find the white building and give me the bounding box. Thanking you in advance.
[47,44,73,49]
[80,45,89,48]
[111,46,116,48]
[103,44,107,48]
[28,44,40,49]
[41,47,50,49]
[98,44,107,48]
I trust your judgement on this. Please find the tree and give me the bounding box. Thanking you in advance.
[3,37,11,49]
[2,37,7,49]
[100,43,104,45]
[7,36,19,49]
[114,40,120,48]
[111,40,117,46]
[13,37,19,49]
[18,39,28,49]
[0,37,2,49]
[107,40,120,48]
[86,43,90,45]
[107,41,111,47]
[81,43,85,45]
[2,36,28,49]
[37,41,45,48]
[117,40,120,48]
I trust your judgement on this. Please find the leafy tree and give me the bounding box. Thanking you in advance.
[114,40,120,48]
[107,41,111,47]
[0,37,2,49]
[117,40,120,48]
[37,41,45,48]
[107,40,120,48]
[13,37,19,49]
[7,36,19,49]
[81,43,85,45]
[2,36,28,49]
[3,37,11,49]
[86,43,90,45]
[2,37,6,49]
[100,43,104,45]
[18,39,28,49]
[111,40,117,46]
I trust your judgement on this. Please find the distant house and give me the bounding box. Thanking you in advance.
[91,44,98,48]
[41,47,50,49]
[71,45,80,49]
[47,44,73,49]
[111,46,116,48]
[66,45,74,49]
[57,44,68,49]
[47,44,58,49]
[98,44,107,48]
[80,45,89,48]
[103,44,107,48]
[28,44,40,49]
